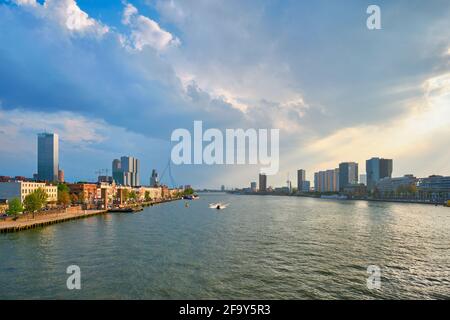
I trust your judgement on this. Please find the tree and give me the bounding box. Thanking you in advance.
[34,188,48,205]
[23,188,48,218]
[7,198,23,216]
[144,191,151,202]
[23,193,42,217]
[129,190,138,202]
[58,183,70,193]
[58,190,71,207]
[183,188,194,195]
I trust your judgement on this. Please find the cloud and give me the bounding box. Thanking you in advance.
[121,2,179,51]
[1,0,450,188]
[297,72,450,179]
[15,0,109,36]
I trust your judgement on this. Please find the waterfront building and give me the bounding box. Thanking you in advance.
[68,183,98,204]
[417,175,450,201]
[112,156,140,186]
[366,157,393,191]
[314,169,339,192]
[221,185,225,191]
[150,169,159,187]
[300,180,311,192]
[37,133,59,182]
[338,162,358,191]
[136,186,163,201]
[0,181,57,203]
[343,184,367,197]
[58,169,64,183]
[375,175,417,196]
[359,174,367,185]
[250,182,257,192]
[259,174,267,192]
[297,169,306,190]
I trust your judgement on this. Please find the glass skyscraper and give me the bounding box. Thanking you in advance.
[366,157,393,191]
[112,156,140,186]
[37,133,59,182]
[338,162,358,191]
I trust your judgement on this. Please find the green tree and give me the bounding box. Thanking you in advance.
[129,190,138,202]
[34,188,48,205]
[58,183,70,193]
[58,190,71,207]
[7,198,23,216]
[183,188,194,195]
[23,194,42,217]
[144,191,151,202]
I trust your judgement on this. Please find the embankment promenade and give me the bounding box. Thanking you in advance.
[0,197,181,234]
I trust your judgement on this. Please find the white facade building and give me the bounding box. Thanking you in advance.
[0,181,57,203]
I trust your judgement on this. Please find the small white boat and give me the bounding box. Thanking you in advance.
[209,202,229,210]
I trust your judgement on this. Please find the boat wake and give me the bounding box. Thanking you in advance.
[209,202,229,210]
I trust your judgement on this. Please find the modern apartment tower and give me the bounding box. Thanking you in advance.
[297,169,306,190]
[338,162,358,191]
[366,157,393,191]
[37,133,59,182]
[314,168,339,192]
[112,156,140,186]
[259,174,267,192]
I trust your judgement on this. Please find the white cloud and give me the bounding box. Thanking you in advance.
[15,0,109,36]
[121,2,179,51]
[14,0,37,6]
[122,3,138,25]
[300,72,450,178]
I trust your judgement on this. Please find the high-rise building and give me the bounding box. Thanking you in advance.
[150,169,159,187]
[250,182,257,192]
[366,157,393,191]
[338,162,358,191]
[111,156,140,186]
[297,169,306,190]
[37,133,59,182]
[259,174,267,192]
[314,168,339,192]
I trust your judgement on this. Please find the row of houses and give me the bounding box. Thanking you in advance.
[0,180,183,209]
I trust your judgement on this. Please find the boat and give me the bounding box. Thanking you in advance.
[320,194,348,200]
[183,194,200,200]
[109,206,143,213]
[209,202,229,210]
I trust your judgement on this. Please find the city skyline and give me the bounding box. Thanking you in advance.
[0,0,449,189]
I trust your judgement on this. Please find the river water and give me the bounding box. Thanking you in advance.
[1,193,449,299]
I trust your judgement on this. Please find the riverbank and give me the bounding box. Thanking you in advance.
[0,208,107,233]
[0,197,182,233]
[229,192,448,206]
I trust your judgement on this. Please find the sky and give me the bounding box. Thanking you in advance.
[0,0,449,189]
